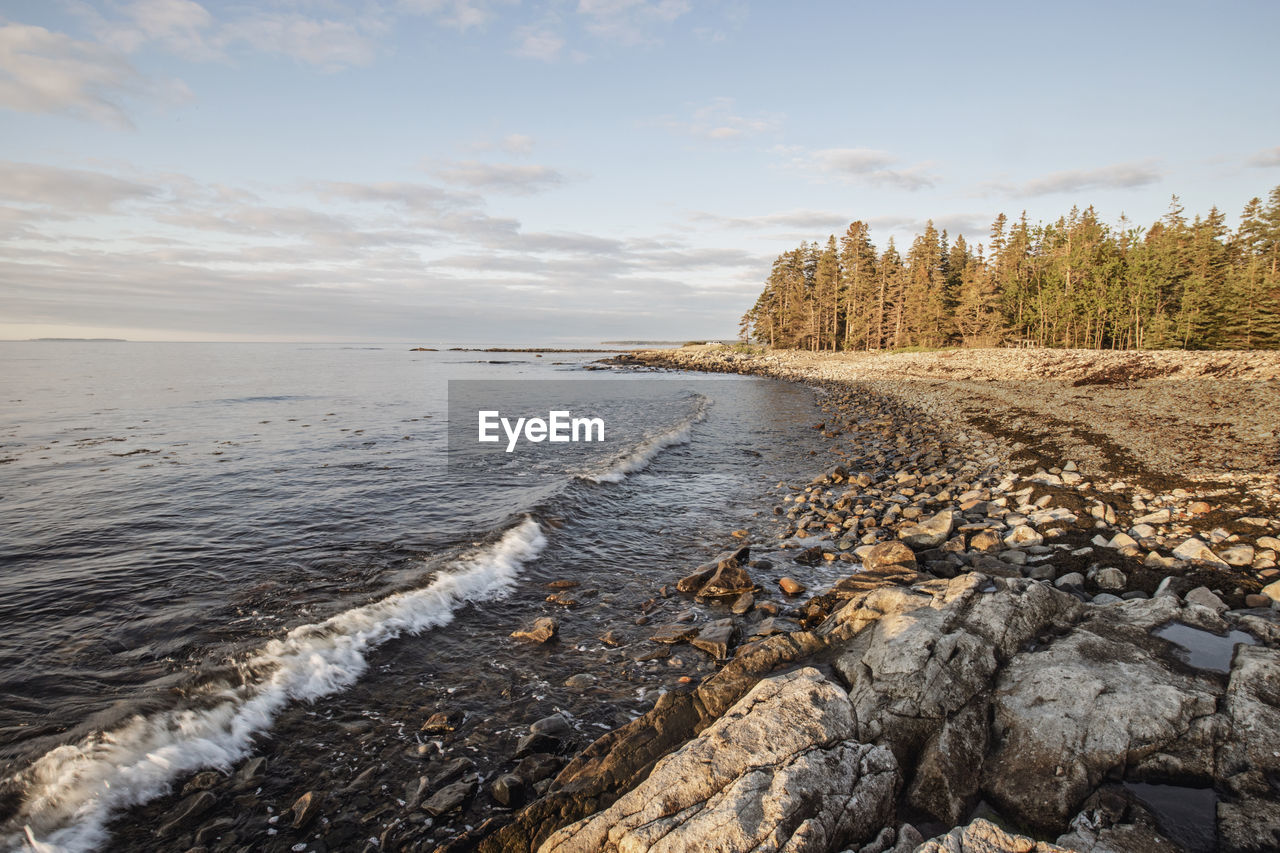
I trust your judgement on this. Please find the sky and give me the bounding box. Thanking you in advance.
[1,0,1278,343]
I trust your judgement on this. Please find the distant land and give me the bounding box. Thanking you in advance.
[28,337,128,342]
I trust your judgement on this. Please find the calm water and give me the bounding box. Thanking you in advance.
[0,343,830,851]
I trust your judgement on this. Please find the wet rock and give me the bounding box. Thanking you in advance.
[730,591,754,615]
[511,617,559,643]
[158,791,217,838]
[181,770,223,796]
[779,576,806,596]
[546,592,579,607]
[677,546,750,593]
[539,668,898,853]
[424,780,477,816]
[421,710,464,734]
[650,623,699,644]
[514,752,563,784]
[599,629,624,646]
[233,756,267,791]
[530,713,572,737]
[861,541,918,572]
[564,673,597,690]
[689,618,737,659]
[794,546,825,566]
[491,773,526,808]
[750,616,803,637]
[516,732,561,758]
[290,790,323,830]
[695,562,754,597]
[898,509,955,549]
[429,756,476,787]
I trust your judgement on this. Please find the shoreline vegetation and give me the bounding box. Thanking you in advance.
[744,186,1280,352]
[69,344,1280,852]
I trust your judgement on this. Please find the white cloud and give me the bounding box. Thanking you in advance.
[1248,146,1280,168]
[219,12,384,71]
[788,147,938,191]
[0,22,188,127]
[98,0,218,58]
[577,0,692,44]
[429,160,566,194]
[398,0,506,31]
[0,161,161,212]
[512,24,565,61]
[663,97,779,141]
[502,133,535,155]
[988,162,1163,197]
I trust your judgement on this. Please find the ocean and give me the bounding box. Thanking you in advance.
[0,342,832,851]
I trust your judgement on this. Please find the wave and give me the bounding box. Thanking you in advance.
[2,517,547,853]
[577,395,709,484]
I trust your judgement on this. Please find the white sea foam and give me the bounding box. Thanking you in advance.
[580,396,709,484]
[2,517,547,853]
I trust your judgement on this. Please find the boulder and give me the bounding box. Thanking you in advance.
[917,818,1070,852]
[538,668,898,853]
[898,510,956,549]
[861,541,918,572]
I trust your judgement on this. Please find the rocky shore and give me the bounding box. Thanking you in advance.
[107,346,1280,852]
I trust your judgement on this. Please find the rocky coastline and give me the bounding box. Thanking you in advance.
[104,346,1280,852]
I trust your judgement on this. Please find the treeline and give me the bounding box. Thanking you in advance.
[742,186,1280,350]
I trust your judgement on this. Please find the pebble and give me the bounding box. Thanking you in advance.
[511,617,559,644]
[778,577,806,595]
[1095,567,1127,591]
[1185,586,1228,614]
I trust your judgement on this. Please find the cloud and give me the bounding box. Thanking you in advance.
[398,0,504,31]
[512,24,566,61]
[991,162,1163,197]
[662,97,779,140]
[428,160,567,194]
[95,0,218,59]
[689,209,852,232]
[577,0,692,44]
[1248,146,1280,168]
[0,160,161,212]
[219,12,384,71]
[803,147,937,190]
[0,22,187,127]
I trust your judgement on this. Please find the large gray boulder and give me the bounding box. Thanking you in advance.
[538,668,899,853]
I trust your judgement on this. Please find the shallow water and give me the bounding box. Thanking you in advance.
[0,342,832,850]
[1151,621,1256,674]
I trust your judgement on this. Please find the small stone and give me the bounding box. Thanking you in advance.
[860,540,918,572]
[1091,593,1123,605]
[1135,508,1172,525]
[1055,572,1085,589]
[1107,532,1138,550]
[1245,594,1271,608]
[490,774,526,808]
[897,509,955,549]
[421,710,463,734]
[1095,567,1127,591]
[1154,576,1179,598]
[599,629,624,646]
[290,790,323,830]
[969,530,1002,552]
[778,577,806,596]
[158,791,217,838]
[689,619,737,659]
[1172,538,1228,566]
[1004,525,1043,548]
[530,713,572,737]
[1262,579,1280,603]
[511,617,558,643]
[1257,536,1280,551]
[1219,544,1255,566]
[515,733,559,758]
[1188,501,1211,515]
[730,591,754,615]
[563,673,597,690]
[181,770,222,796]
[423,780,476,816]
[1185,586,1228,614]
